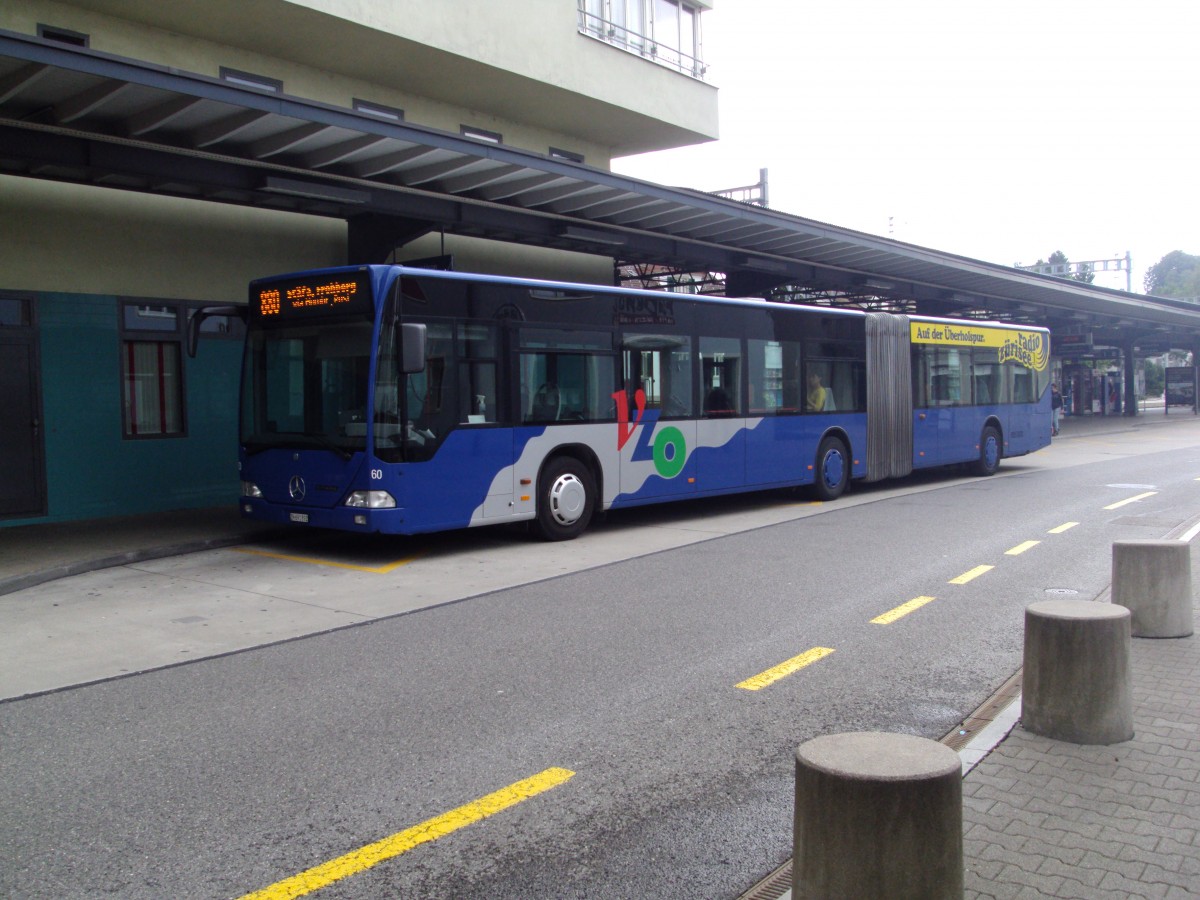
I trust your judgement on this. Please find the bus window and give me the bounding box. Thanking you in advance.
[402,322,454,461]
[519,327,614,423]
[622,333,693,417]
[928,349,967,406]
[701,336,742,417]
[1012,366,1035,403]
[458,323,499,423]
[972,351,1000,405]
[749,339,800,414]
[521,352,615,422]
[806,341,866,413]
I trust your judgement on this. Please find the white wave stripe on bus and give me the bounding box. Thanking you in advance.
[466,418,766,526]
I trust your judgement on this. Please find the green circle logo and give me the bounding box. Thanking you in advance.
[653,426,687,479]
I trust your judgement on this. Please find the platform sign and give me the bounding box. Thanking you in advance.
[1166,367,1196,408]
[1054,332,1093,355]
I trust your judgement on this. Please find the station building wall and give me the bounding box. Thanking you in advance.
[32,291,244,523]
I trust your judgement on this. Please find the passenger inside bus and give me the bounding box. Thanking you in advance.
[806,373,828,411]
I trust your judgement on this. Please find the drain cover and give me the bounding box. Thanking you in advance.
[1045,588,1079,595]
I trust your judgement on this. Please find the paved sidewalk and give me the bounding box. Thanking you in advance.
[962,624,1200,898]
[0,506,285,597]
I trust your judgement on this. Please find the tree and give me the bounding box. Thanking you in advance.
[1032,250,1095,284]
[1144,251,1200,298]
[1144,358,1165,397]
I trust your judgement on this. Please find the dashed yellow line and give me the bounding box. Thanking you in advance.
[1103,491,1157,510]
[1005,540,1040,556]
[237,767,575,900]
[232,547,423,573]
[871,596,937,625]
[949,565,993,585]
[737,647,835,691]
[1048,522,1078,534]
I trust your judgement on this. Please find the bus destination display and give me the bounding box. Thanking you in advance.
[250,271,373,322]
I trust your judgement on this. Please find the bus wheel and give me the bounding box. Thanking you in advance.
[534,456,595,541]
[813,436,849,501]
[974,425,1002,476]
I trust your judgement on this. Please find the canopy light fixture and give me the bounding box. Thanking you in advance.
[260,176,370,204]
[737,255,790,275]
[559,225,626,246]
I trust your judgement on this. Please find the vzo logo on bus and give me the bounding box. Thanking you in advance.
[613,389,687,479]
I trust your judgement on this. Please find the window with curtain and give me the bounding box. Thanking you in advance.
[120,302,185,438]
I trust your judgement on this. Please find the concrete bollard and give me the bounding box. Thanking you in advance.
[1022,600,1133,745]
[793,732,963,899]
[1111,540,1194,638]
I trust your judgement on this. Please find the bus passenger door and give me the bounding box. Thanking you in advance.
[617,336,697,503]
[913,348,951,466]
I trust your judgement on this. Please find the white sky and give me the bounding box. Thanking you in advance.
[611,0,1199,293]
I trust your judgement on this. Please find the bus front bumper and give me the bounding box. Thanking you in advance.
[239,498,410,533]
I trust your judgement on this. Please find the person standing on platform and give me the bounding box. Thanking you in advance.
[1051,383,1063,435]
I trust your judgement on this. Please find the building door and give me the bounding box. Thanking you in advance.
[0,321,46,518]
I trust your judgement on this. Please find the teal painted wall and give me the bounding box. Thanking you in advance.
[1,292,243,525]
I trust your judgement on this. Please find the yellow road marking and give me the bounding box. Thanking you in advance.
[949,565,993,585]
[1104,491,1157,510]
[237,767,575,900]
[871,596,937,625]
[737,647,835,691]
[1048,522,1078,534]
[232,547,422,574]
[1005,540,1040,556]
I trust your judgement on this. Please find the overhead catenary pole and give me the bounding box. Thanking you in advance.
[1016,253,1133,292]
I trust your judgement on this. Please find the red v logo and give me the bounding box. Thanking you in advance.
[614,388,646,450]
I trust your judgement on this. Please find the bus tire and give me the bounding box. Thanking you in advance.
[813,435,849,501]
[974,425,1002,476]
[534,456,595,541]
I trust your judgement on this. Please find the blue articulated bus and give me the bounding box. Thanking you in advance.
[194,265,1051,540]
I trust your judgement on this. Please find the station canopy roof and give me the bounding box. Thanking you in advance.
[3,29,1199,353]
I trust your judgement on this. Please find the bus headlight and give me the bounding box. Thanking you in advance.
[345,490,396,509]
[241,481,262,498]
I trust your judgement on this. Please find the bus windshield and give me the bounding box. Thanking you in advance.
[240,317,374,456]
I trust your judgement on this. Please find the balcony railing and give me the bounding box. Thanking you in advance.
[577,7,707,79]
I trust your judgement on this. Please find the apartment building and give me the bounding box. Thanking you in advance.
[0,0,717,523]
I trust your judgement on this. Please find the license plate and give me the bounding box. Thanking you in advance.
[289,512,309,523]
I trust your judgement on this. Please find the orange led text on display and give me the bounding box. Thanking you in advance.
[258,289,282,316]
[284,280,358,310]
[252,272,371,321]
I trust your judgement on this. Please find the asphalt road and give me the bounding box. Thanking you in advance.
[4,426,1200,899]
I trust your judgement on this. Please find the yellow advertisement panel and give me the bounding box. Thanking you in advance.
[910,321,1049,371]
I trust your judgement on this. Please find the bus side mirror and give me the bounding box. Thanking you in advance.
[187,305,247,358]
[398,322,426,374]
